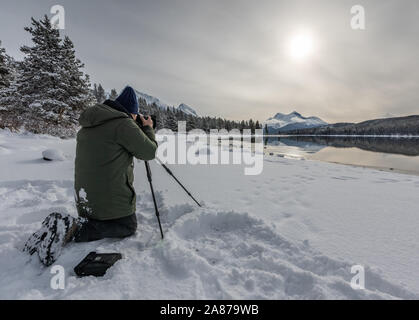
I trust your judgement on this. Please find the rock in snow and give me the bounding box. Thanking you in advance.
[42,149,65,161]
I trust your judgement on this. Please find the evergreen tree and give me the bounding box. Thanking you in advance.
[0,41,20,130]
[14,15,94,136]
[249,119,255,133]
[93,83,98,102]
[0,41,11,88]
[109,88,118,100]
[186,114,197,131]
[17,16,65,131]
[165,108,178,131]
[0,41,17,95]
[138,97,147,109]
[202,117,210,132]
[61,36,95,116]
[96,83,106,103]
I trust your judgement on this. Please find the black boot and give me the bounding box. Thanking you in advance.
[24,212,80,266]
[23,212,59,255]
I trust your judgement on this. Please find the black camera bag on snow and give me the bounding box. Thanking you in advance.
[74,252,123,277]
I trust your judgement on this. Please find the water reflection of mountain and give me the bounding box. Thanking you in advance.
[264,137,326,153]
[279,136,419,157]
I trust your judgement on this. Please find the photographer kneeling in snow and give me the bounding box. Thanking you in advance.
[24,86,158,266]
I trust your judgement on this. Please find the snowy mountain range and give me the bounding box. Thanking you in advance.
[135,89,198,117]
[119,89,328,130]
[264,111,327,133]
[178,103,198,117]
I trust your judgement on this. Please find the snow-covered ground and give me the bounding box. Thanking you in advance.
[0,129,418,299]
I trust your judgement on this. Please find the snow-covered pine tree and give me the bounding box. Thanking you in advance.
[16,15,94,136]
[17,16,66,134]
[0,41,11,88]
[96,84,106,103]
[92,83,98,102]
[186,114,197,131]
[61,36,95,122]
[109,88,118,100]
[165,108,178,131]
[0,41,21,130]
[0,41,19,94]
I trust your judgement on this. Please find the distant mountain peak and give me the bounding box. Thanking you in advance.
[135,90,171,110]
[265,110,327,133]
[134,89,198,116]
[273,111,302,120]
[178,103,198,117]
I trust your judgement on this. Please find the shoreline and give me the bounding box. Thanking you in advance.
[263,150,419,176]
[264,134,419,138]
[321,160,419,177]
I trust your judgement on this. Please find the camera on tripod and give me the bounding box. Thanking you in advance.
[135,114,157,130]
[133,112,201,239]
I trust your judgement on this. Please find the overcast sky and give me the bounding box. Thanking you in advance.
[1,0,418,123]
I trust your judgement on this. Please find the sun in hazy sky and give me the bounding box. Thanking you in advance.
[287,31,316,62]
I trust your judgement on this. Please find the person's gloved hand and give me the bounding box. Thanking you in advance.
[139,114,153,128]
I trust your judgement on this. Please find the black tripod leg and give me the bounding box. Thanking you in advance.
[145,161,164,239]
[155,159,202,207]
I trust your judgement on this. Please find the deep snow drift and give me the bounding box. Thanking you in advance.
[0,129,418,299]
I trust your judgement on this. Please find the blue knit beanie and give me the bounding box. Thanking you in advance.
[115,86,139,114]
